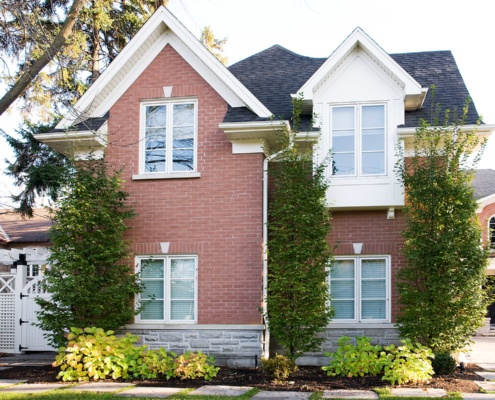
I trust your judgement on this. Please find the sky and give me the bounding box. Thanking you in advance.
[1,0,494,204]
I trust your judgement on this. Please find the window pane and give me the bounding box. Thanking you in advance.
[332,107,354,130]
[362,300,386,319]
[362,105,384,128]
[333,153,355,175]
[145,128,166,150]
[331,260,355,279]
[362,280,386,298]
[331,280,354,298]
[140,300,164,320]
[141,259,165,278]
[333,300,355,319]
[146,105,167,127]
[362,259,386,278]
[172,149,194,171]
[333,134,355,152]
[362,152,384,175]
[171,259,195,278]
[145,150,166,172]
[490,216,495,248]
[173,103,194,127]
[171,280,194,299]
[142,281,164,299]
[171,300,194,320]
[362,129,384,151]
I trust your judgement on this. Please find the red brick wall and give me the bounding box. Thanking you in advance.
[328,210,407,322]
[105,44,264,325]
[478,201,495,246]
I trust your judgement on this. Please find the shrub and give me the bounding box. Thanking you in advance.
[380,340,434,385]
[431,353,457,375]
[322,336,383,378]
[261,354,298,380]
[322,336,434,385]
[53,327,219,382]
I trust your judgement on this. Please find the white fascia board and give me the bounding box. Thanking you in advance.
[398,124,495,138]
[57,6,270,129]
[0,224,10,242]
[297,27,423,104]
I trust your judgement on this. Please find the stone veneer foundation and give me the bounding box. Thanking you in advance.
[127,327,264,368]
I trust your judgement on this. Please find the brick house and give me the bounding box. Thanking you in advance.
[34,7,494,365]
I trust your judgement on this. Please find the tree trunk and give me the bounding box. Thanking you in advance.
[0,0,88,116]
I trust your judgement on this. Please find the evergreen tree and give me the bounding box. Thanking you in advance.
[36,159,141,348]
[395,101,490,353]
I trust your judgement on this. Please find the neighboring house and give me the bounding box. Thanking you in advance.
[33,7,494,365]
[0,209,52,273]
[473,169,495,328]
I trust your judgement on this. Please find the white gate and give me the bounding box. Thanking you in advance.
[0,247,55,353]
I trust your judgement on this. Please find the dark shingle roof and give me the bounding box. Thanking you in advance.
[51,112,109,133]
[227,45,325,123]
[473,169,495,199]
[228,46,480,127]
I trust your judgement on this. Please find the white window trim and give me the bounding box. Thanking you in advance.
[329,255,391,323]
[330,103,387,178]
[135,255,198,324]
[138,98,199,177]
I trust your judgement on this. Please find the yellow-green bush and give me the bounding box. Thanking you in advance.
[53,327,219,382]
[261,354,298,380]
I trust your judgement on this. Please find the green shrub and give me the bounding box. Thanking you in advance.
[322,336,434,385]
[53,327,219,382]
[322,336,383,377]
[431,353,457,375]
[261,354,298,380]
[380,340,434,385]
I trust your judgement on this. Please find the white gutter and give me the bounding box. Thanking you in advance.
[261,138,294,359]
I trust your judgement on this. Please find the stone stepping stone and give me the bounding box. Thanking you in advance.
[69,382,134,392]
[117,386,184,398]
[0,383,65,393]
[251,391,312,399]
[475,381,495,391]
[0,379,25,386]
[189,385,253,396]
[322,389,378,399]
[461,394,495,400]
[477,364,495,371]
[476,371,495,380]
[0,367,12,371]
[389,388,447,397]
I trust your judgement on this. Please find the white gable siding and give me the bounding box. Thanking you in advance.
[314,49,405,209]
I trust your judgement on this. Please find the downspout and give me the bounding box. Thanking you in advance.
[262,134,293,359]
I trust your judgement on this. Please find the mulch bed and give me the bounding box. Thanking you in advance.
[0,364,483,393]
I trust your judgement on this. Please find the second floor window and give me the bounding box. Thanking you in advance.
[141,100,197,173]
[490,216,495,249]
[331,104,386,176]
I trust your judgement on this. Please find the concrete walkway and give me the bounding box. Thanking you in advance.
[1,353,495,398]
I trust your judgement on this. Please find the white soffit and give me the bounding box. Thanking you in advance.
[57,7,270,130]
[296,27,425,110]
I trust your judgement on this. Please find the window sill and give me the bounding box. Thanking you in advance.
[326,322,395,329]
[132,172,201,180]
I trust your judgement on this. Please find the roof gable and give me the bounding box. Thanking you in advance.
[57,6,270,130]
[297,27,426,111]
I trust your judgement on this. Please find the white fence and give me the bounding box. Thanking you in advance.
[0,247,55,353]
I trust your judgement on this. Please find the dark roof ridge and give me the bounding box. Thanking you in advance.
[229,44,325,67]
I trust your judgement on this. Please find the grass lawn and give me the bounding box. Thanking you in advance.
[0,387,467,400]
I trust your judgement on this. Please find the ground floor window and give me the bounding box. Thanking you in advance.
[329,256,390,322]
[136,256,197,323]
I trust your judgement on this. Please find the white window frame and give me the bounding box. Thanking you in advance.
[330,103,387,177]
[135,255,198,324]
[139,98,198,176]
[329,255,390,323]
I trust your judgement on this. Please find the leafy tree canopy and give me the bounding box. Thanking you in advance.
[395,98,491,353]
[36,158,141,348]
